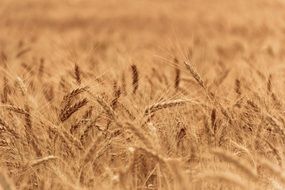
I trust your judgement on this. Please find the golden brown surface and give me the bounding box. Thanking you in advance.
[1,0,285,189]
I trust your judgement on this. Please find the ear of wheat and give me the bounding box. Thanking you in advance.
[144,99,190,116]
[184,61,205,89]
[59,98,88,122]
[175,67,181,91]
[74,63,81,85]
[131,64,139,94]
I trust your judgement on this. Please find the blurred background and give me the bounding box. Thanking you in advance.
[1,0,285,74]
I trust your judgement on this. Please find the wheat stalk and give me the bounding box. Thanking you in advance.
[30,155,58,167]
[196,171,247,189]
[258,158,285,185]
[24,105,42,157]
[211,149,258,180]
[61,86,89,108]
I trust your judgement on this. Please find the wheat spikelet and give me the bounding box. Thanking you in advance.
[47,124,77,156]
[6,105,27,115]
[15,76,27,96]
[59,76,70,92]
[74,63,81,85]
[79,123,94,144]
[61,86,88,107]
[82,105,93,119]
[110,83,121,109]
[131,64,139,94]
[210,108,217,134]
[0,117,19,139]
[2,75,9,103]
[79,112,106,144]
[235,79,241,96]
[70,122,80,134]
[43,84,54,102]
[21,63,34,74]
[96,96,116,120]
[246,100,260,112]
[176,126,186,147]
[265,114,285,139]
[0,122,5,133]
[144,99,189,116]
[267,74,272,93]
[38,57,45,78]
[174,67,181,91]
[184,61,205,89]
[121,72,127,96]
[59,98,88,122]
[4,161,21,170]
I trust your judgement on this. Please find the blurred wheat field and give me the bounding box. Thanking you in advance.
[1,0,285,189]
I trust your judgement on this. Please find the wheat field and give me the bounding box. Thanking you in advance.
[1,0,285,189]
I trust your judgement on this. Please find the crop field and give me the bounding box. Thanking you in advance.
[1,0,285,189]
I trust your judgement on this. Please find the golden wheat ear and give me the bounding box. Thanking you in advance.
[184,61,205,89]
[130,64,139,94]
